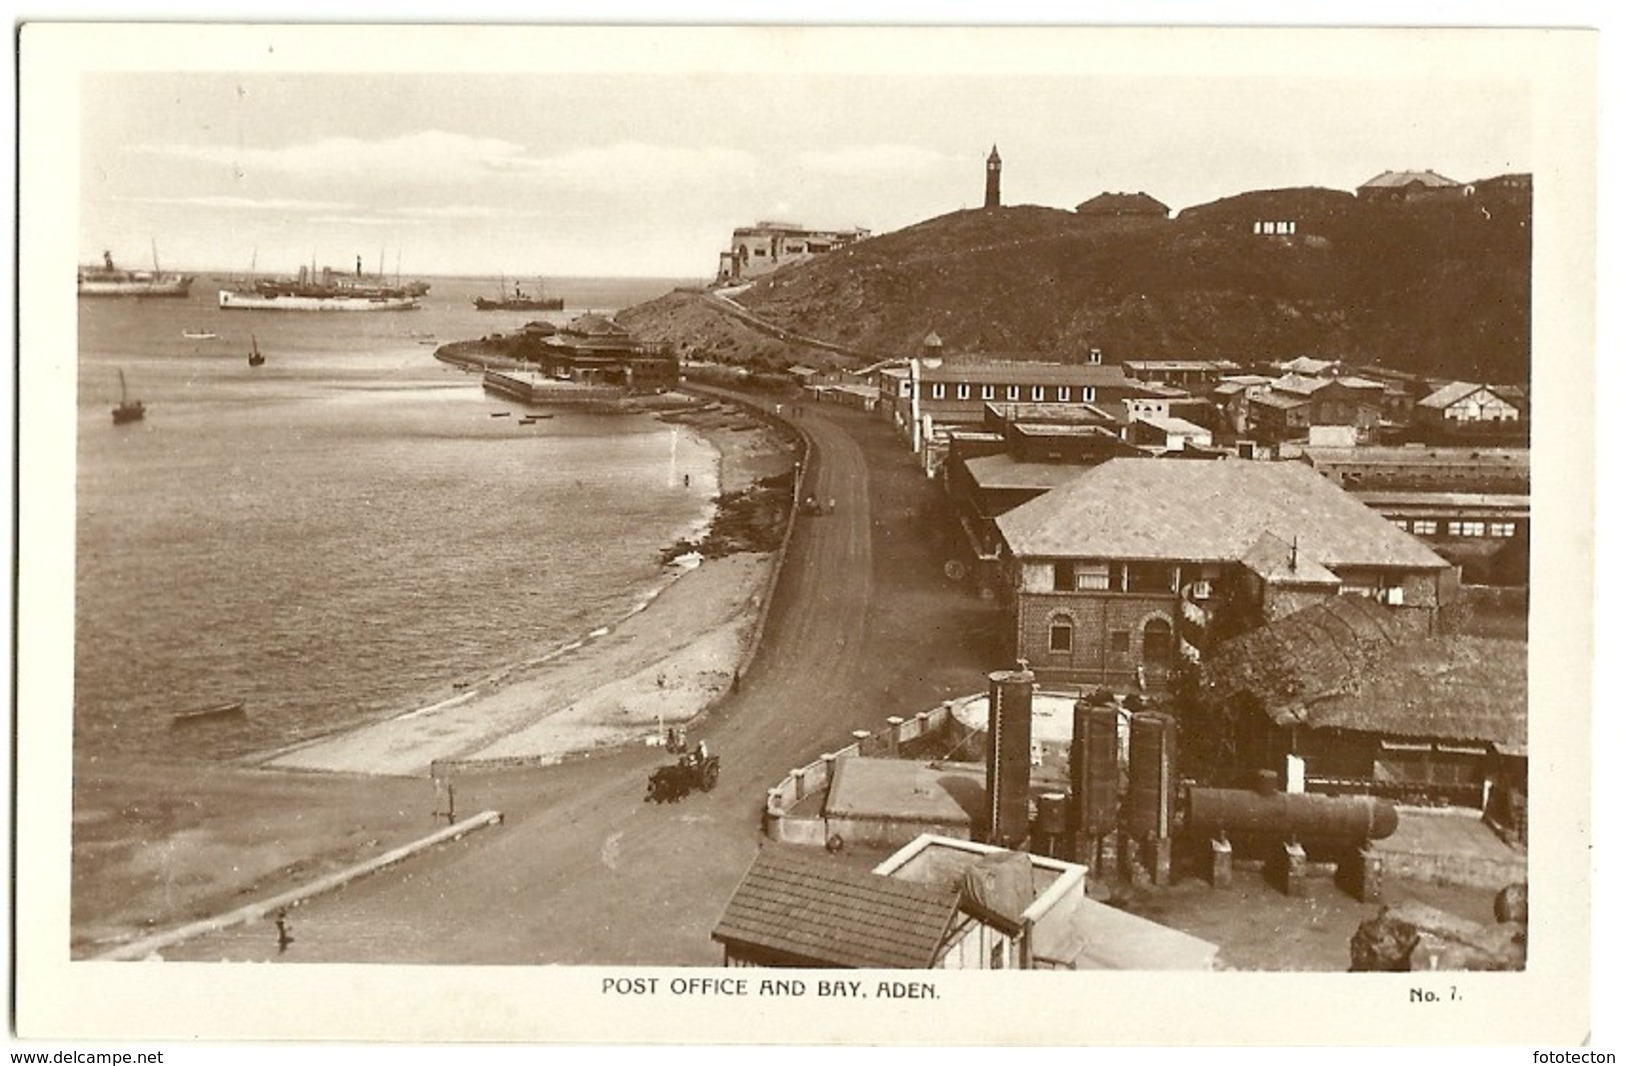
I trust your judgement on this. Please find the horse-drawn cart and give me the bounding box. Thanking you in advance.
[646,749,720,803]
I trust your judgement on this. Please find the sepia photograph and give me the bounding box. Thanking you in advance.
[10,14,1601,1050]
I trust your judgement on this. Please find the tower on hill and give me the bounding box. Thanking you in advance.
[985,145,1002,209]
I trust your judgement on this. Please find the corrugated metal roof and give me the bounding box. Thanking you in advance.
[921,363,1132,388]
[1418,381,1519,410]
[1250,391,1310,411]
[712,846,960,968]
[995,458,1451,569]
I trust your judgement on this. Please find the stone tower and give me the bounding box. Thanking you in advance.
[984,145,1002,209]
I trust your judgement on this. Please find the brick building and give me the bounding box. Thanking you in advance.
[992,458,1455,688]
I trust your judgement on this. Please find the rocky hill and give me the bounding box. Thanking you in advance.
[619,184,1531,385]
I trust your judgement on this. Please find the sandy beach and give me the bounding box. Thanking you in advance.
[70,393,799,952]
[260,551,772,777]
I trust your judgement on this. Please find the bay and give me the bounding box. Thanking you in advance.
[74,275,714,762]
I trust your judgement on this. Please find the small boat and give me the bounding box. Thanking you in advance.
[248,334,265,367]
[181,329,218,340]
[490,411,512,418]
[111,369,145,424]
[171,701,246,726]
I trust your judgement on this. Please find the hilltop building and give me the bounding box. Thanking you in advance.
[717,221,871,282]
[1074,192,1170,220]
[985,145,1002,209]
[1357,169,1467,203]
[992,458,1456,688]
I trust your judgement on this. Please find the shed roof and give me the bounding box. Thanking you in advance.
[965,454,1100,493]
[1075,191,1171,217]
[712,846,961,968]
[995,458,1450,569]
[1200,598,1526,754]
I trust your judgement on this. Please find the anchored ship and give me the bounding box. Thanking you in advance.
[78,246,193,299]
[472,277,563,312]
[219,260,426,312]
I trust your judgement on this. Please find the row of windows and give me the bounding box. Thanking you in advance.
[1391,517,1519,538]
[1048,615,1174,662]
[928,382,1099,403]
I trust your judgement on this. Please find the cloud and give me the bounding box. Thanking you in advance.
[793,144,955,176]
[111,194,353,212]
[509,142,758,188]
[126,133,756,193]
[128,131,533,181]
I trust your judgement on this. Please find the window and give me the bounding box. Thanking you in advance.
[1049,617,1074,654]
[1053,561,1075,591]
[956,383,971,400]
[1032,386,1045,402]
[1057,387,1071,402]
[1390,518,1409,531]
[1075,562,1110,590]
[931,383,945,400]
[1490,522,1517,538]
[1110,630,1131,653]
[1411,519,1437,536]
[981,385,995,400]
[1006,385,1020,400]
[900,382,912,397]
[1448,520,1486,537]
[1083,387,1097,402]
[1142,617,1174,663]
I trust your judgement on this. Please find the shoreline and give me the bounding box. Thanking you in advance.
[70,372,800,949]
[255,391,797,777]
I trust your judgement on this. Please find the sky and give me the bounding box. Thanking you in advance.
[64,24,1540,279]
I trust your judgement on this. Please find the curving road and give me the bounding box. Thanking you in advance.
[162,392,999,965]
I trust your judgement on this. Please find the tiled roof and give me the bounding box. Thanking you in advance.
[1239,531,1341,585]
[712,846,960,968]
[995,458,1451,569]
[1200,598,1526,754]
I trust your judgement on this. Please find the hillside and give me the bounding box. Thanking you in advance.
[619,185,1531,385]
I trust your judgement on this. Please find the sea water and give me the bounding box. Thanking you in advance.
[72,275,715,761]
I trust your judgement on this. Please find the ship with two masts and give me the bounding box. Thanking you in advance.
[219,256,427,312]
[472,277,563,312]
[78,246,193,299]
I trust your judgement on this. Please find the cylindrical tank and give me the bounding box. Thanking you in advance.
[1084,706,1120,834]
[1126,711,1178,839]
[1185,787,1400,843]
[985,664,1035,847]
[1036,792,1068,836]
[1069,701,1123,836]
